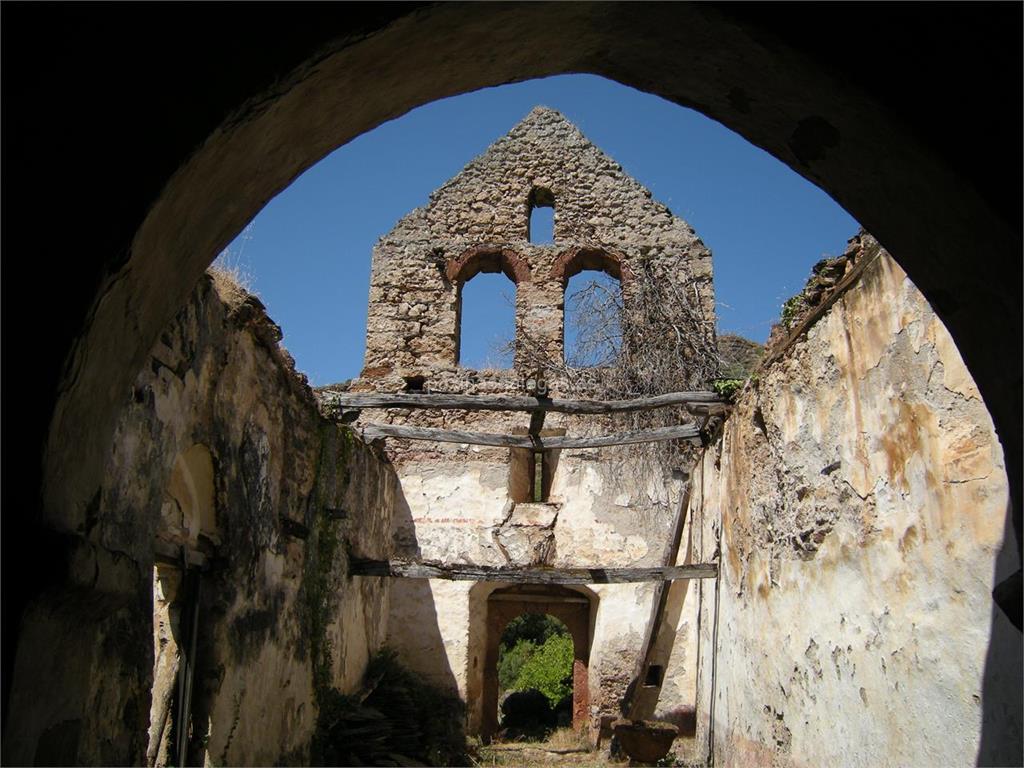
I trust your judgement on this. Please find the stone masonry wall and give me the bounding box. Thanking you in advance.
[687,240,1021,765]
[340,107,716,734]
[3,275,398,766]
[360,105,715,381]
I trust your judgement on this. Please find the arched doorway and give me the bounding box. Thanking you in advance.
[482,585,596,739]
[148,445,220,767]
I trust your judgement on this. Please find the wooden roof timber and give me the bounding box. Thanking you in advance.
[323,390,727,415]
[358,422,707,449]
[349,559,717,584]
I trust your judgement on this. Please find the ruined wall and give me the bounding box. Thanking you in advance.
[338,107,715,734]
[688,240,1021,765]
[360,105,714,382]
[3,275,397,765]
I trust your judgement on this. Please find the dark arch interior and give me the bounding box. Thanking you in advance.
[2,2,1020,751]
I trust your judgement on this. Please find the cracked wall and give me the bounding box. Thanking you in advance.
[688,241,1020,766]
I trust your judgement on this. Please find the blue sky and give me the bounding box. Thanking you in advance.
[217,74,858,386]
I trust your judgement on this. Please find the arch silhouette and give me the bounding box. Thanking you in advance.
[24,6,1017,554]
[3,3,1020,752]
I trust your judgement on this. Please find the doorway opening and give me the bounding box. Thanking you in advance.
[497,613,573,739]
[147,445,219,767]
[483,585,594,740]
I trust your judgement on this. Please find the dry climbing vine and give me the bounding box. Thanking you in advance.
[496,257,719,511]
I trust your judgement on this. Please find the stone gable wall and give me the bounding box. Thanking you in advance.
[343,107,716,735]
[361,106,715,381]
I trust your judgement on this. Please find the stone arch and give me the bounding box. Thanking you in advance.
[445,245,532,285]
[551,246,632,285]
[481,584,598,738]
[35,6,1019,560]
[7,9,1019,751]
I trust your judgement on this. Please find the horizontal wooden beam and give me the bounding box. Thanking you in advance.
[358,423,702,448]
[324,390,724,415]
[488,593,589,604]
[349,559,718,583]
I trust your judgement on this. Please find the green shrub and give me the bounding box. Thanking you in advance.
[512,633,574,707]
[780,294,807,329]
[711,378,744,400]
[501,614,566,647]
[498,637,536,692]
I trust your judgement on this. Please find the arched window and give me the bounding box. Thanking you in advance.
[564,269,623,367]
[551,247,628,367]
[446,247,530,369]
[457,272,516,369]
[527,187,555,244]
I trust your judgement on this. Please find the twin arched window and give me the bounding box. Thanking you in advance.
[453,191,624,369]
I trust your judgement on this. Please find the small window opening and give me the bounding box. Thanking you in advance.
[527,187,555,244]
[509,429,564,503]
[644,664,665,687]
[457,272,515,369]
[532,451,545,503]
[403,375,427,393]
[564,269,622,367]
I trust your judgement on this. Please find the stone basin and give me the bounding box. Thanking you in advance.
[612,718,678,764]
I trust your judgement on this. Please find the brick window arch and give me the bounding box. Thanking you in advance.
[446,246,530,368]
[550,246,631,285]
[445,244,531,285]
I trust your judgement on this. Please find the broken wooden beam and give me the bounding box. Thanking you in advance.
[624,484,692,718]
[348,559,717,583]
[359,423,701,449]
[324,390,725,415]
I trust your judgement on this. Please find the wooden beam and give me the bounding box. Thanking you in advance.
[348,559,717,584]
[359,423,701,449]
[324,390,724,415]
[488,593,589,604]
[624,484,692,718]
[528,404,547,438]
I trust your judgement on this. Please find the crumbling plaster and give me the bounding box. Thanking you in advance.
[688,243,1020,766]
[4,276,399,765]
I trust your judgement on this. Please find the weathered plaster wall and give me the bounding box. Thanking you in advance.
[3,275,397,765]
[689,243,1020,765]
[377,438,690,731]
